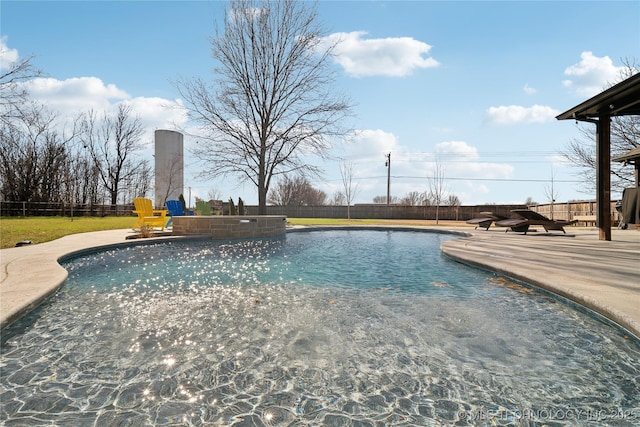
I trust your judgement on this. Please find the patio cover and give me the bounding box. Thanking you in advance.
[557,72,640,240]
[613,146,640,187]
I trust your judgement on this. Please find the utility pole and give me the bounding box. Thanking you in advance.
[385,153,391,205]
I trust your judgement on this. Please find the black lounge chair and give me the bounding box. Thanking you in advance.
[494,217,532,233]
[465,212,508,230]
[496,209,577,234]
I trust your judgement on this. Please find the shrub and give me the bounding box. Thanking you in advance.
[137,225,154,238]
[238,197,246,215]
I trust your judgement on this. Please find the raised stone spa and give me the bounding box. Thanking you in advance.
[171,215,287,239]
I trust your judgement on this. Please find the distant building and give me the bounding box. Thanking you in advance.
[154,130,184,209]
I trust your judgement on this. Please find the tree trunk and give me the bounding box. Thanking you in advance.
[258,164,267,215]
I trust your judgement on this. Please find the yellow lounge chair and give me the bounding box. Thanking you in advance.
[133,197,167,230]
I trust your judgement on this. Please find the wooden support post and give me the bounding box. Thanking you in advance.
[596,115,611,241]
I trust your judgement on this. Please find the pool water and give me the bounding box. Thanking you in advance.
[1,230,639,426]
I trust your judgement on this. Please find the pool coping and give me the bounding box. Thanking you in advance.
[439,227,640,340]
[1,225,639,339]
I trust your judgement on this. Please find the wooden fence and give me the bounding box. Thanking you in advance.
[0,201,135,217]
[530,200,621,223]
[1,199,622,223]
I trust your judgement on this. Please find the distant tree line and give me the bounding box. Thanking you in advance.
[268,175,462,208]
[372,192,461,207]
[0,57,152,209]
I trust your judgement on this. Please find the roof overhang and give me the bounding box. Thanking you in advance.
[556,72,640,121]
[612,146,640,163]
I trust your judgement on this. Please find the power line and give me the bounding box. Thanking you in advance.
[340,151,565,164]
[338,175,582,183]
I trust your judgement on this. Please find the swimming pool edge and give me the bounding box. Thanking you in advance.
[440,237,640,341]
[2,226,638,342]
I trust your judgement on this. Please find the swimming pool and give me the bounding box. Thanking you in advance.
[1,230,638,425]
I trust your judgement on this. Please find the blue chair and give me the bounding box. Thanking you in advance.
[165,200,194,227]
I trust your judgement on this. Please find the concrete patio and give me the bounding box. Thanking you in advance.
[440,227,640,339]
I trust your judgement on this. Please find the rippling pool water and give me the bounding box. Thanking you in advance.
[1,230,639,426]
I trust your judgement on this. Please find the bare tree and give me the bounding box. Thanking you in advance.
[373,195,397,204]
[426,156,448,224]
[268,175,326,206]
[561,59,639,196]
[80,104,150,207]
[268,176,299,206]
[340,160,360,219]
[0,104,76,203]
[544,168,559,219]
[67,149,101,207]
[399,191,424,206]
[446,194,461,221]
[121,163,153,205]
[0,53,43,127]
[446,194,460,206]
[207,188,222,201]
[303,185,327,206]
[177,0,352,214]
[330,191,346,205]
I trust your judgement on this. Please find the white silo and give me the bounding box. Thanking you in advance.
[154,130,184,209]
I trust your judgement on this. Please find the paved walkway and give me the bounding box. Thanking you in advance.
[1,226,639,338]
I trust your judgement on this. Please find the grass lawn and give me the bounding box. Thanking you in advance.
[0,216,137,249]
[0,216,470,249]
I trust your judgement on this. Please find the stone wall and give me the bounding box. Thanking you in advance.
[172,215,286,239]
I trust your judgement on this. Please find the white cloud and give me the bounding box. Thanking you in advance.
[344,129,401,160]
[485,104,560,125]
[24,77,130,114]
[434,140,479,159]
[562,51,625,97]
[125,96,189,133]
[230,7,262,21]
[464,182,489,195]
[446,160,514,180]
[550,153,572,167]
[432,140,512,178]
[0,36,19,71]
[333,133,515,204]
[20,76,188,148]
[523,83,537,95]
[319,31,439,77]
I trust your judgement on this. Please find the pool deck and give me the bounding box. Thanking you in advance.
[1,226,639,338]
[440,227,640,340]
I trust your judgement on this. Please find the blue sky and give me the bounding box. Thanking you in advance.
[2,0,639,206]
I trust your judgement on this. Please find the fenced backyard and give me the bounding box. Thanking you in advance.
[0,200,622,224]
[0,201,136,218]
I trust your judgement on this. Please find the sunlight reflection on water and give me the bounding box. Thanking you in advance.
[1,230,639,426]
